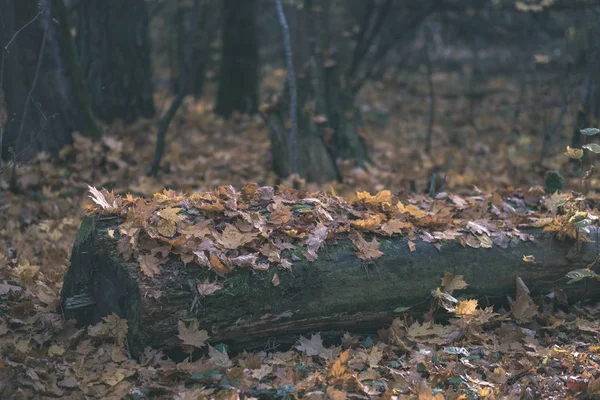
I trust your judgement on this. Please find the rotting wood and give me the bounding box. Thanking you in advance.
[62,215,600,357]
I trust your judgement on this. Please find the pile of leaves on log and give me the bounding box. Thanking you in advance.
[87,183,598,280]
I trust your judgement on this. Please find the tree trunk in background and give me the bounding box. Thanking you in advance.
[75,0,155,124]
[264,1,368,183]
[215,0,259,118]
[265,76,340,183]
[172,0,219,98]
[1,0,101,161]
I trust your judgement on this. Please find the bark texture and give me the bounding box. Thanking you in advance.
[1,0,101,160]
[62,215,600,357]
[75,0,155,123]
[264,1,369,183]
[214,0,259,118]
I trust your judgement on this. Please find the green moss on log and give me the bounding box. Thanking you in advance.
[62,216,600,357]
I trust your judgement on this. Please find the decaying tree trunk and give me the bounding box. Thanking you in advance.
[62,215,600,358]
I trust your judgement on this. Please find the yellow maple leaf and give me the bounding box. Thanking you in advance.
[356,190,392,208]
[351,213,385,231]
[455,299,479,316]
[397,202,425,218]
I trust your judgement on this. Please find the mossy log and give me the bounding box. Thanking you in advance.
[62,215,600,357]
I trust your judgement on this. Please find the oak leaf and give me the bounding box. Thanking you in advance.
[138,253,161,277]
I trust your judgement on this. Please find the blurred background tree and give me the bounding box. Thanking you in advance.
[1,0,599,187]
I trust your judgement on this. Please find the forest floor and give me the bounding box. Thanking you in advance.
[1,70,600,398]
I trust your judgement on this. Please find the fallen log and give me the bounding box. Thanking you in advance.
[62,212,600,357]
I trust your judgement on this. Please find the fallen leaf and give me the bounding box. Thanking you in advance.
[178,320,209,349]
[349,230,383,260]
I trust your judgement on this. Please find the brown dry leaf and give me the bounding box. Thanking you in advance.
[48,344,66,357]
[328,349,350,382]
[381,219,412,235]
[102,313,129,348]
[208,345,232,368]
[117,236,134,260]
[465,234,480,248]
[157,207,184,222]
[157,219,176,237]
[210,253,231,276]
[511,291,537,322]
[326,387,347,400]
[305,223,328,259]
[349,230,383,260]
[296,333,326,357]
[197,278,223,296]
[138,253,161,278]
[213,224,257,250]
[441,272,468,293]
[407,321,449,340]
[407,240,416,252]
[178,320,209,349]
[356,190,392,208]
[199,200,225,212]
[272,273,280,286]
[397,202,425,218]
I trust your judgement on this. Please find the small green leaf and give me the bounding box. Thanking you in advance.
[566,268,600,284]
[393,306,412,313]
[583,143,600,153]
[580,128,600,136]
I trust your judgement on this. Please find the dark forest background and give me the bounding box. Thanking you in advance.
[1,0,599,194]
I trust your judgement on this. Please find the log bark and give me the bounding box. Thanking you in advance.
[62,215,600,357]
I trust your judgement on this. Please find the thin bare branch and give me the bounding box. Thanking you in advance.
[275,0,297,174]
